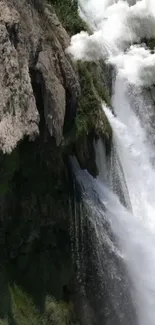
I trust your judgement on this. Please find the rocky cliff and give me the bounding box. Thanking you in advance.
[0,0,111,324]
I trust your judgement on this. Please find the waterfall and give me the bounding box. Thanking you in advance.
[72,162,155,325]
[69,1,155,325]
[71,158,137,325]
[95,138,131,209]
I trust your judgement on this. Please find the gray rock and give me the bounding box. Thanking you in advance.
[0,1,39,153]
[0,0,80,152]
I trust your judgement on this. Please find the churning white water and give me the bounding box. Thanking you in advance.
[68,0,155,325]
[73,164,155,325]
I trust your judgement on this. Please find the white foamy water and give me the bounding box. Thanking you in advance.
[73,164,155,325]
[95,180,155,325]
[68,0,155,325]
[67,0,155,60]
[103,102,155,229]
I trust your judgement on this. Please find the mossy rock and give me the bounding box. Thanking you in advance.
[45,296,77,325]
[64,61,112,144]
[3,285,77,325]
[10,285,42,325]
[0,319,8,325]
[51,0,112,146]
[51,0,86,35]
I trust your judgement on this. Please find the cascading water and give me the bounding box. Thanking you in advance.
[95,138,131,208]
[68,0,155,325]
[72,162,155,325]
[71,158,137,325]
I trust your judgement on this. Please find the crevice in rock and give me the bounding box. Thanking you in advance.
[33,39,42,66]
[5,23,19,49]
[63,88,77,134]
[73,132,98,177]
[27,0,44,13]
[29,67,48,139]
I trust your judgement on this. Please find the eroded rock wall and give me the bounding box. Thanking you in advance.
[0,0,80,151]
[0,1,112,324]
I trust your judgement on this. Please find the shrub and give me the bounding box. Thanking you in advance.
[51,0,86,35]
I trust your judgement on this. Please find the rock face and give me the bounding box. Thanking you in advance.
[0,1,39,153]
[0,0,80,152]
[0,1,112,324]
[0,1,81,323]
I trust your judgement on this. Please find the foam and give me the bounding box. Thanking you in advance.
[67,0,155,86]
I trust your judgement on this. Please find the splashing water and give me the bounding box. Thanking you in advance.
[73,164,155,325]
[68,0,155,324]
[67,0,155,60]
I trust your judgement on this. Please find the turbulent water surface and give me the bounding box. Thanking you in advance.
[69,1,155,325]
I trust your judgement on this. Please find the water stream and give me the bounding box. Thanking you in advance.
[69,0,155,324]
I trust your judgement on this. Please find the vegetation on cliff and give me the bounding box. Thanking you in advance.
[52,0,112,143]
[51,0,86,34]
[75,61,111,138]
[0,284,76,325]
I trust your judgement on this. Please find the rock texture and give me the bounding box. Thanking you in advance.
[0,1,39,153]
[0,1,112,324]
[0,0,80,152]
[0,1,81,323]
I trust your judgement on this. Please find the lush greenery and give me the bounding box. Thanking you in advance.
[75,61,111,138]
[0,285,76,325]
[51,0,112,142]
[51,0,86,35]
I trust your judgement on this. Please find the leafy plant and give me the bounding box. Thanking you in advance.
[51,0,86,35]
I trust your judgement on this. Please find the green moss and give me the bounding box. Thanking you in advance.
[64,61,112,145]
[51,0,86,35]
[87,61,111,106]
[0,319,8,325]
[45,296,76,325]
[0,285,77,325]
[10,286,42,325]
[50,0,112,145]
